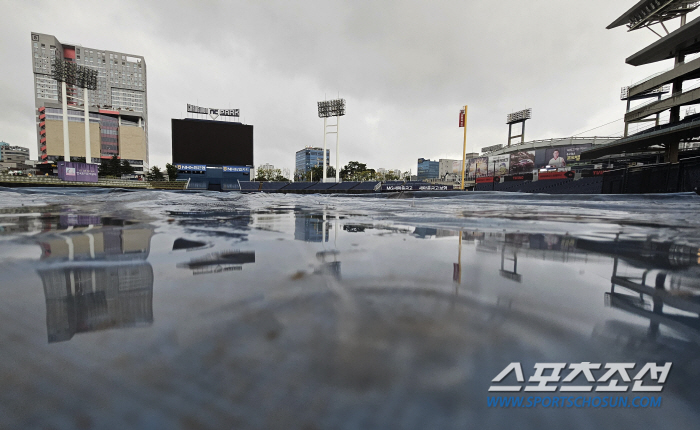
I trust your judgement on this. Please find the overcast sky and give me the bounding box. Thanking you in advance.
[1,0,698,174]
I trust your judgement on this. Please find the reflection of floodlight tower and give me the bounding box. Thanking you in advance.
[506,108,532,147]
[317,98,346,182]
[51,55,98,163]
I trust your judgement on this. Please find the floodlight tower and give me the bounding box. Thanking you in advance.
[317,98,346,182]
[506,108,532,146]
[51,55,98,163]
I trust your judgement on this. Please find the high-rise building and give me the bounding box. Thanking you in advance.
[417,158,439,181]
[0,142,32,172]
[31,32,149,176]
[295,147,330,176]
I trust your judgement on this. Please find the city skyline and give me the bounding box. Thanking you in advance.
[1,1,699,175]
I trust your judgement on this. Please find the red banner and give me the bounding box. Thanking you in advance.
[476,176,494,183]
[459,111,465,127]
[538,171,568,180]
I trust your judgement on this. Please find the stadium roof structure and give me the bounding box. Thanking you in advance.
[626,16,700,65]
[581,116,700,160]
[608,0,699,31]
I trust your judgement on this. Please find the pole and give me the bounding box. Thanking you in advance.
[62,81,70,162]
[322,117,327,182]
[84,88,91,163]
[460,105,468,190]
[335,115,340,183]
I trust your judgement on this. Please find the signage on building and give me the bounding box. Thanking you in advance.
[175,163,206,172]
[381,184,453,191]
[223,166,250,173]
[58,161,98,183]
[187,104,240,120]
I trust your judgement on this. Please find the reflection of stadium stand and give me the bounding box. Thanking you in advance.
[602,226,700,342]
[37,223,155,343]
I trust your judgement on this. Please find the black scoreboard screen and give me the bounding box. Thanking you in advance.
[171,119,253,166]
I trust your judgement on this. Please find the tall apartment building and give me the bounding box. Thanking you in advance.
[295,147,330,175]
[31,32,149,175]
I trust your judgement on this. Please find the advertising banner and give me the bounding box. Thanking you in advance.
[382,184,453,191]
[509,150,535,174]
[488,155,510,176]
[223,166,250,173]
[543,144,592,168]
[451,160,463,175]
[467,157,489,178]
[175,163,206,172]
[57,161,98,183]
[504,173,533,181]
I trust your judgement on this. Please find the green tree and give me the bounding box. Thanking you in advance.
[255,166,290,182]
[99,155,121,177]
[340,161,367,181]
[147,165,165,181]
[121,160,135,175]
[308,165,336,181]
[165,163,178,181]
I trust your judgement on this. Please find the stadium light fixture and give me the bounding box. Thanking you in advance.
[317,98,346,182]
[51,55,99,164]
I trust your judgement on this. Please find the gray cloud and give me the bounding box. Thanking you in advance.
[1,0,695,174]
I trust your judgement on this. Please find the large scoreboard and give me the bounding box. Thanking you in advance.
[171,118,253,166]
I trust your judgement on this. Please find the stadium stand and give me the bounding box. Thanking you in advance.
[239,181,261,192]
[221,181,241,191]
[260,182,289,192]
[279,182,315,193]
[186,181,209,190]
[303,182,338,194]
[328,181,361,192]
[348,181,381,193]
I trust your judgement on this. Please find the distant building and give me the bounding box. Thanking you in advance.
[0,142,32,172]
[377,168,402,179]
[295,147,330,175]
[31,32,149,176]
[417,158,439,181]
[259,163,275,171]
[438,158,463,181]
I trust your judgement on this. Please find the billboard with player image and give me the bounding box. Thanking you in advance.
[466,157,489,179]
[488,155,510,176]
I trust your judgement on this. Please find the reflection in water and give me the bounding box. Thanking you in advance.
[457,228,700,347]
[177,250,256,275]
[168,209,252,241]
[295,213,330,242]
[36,217,154,343]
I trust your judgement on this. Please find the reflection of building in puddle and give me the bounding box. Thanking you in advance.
[177,250,256,275]
[412,227,460,239]
[37,223,155,343]
[295,213,330,242]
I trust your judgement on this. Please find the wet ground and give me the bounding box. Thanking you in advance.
[1,187,699,429]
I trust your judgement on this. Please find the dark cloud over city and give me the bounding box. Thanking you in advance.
[1,0,695,174]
